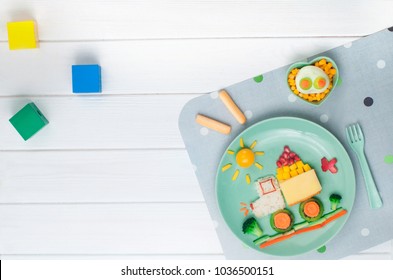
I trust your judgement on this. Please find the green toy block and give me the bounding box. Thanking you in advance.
[9,103,49,141]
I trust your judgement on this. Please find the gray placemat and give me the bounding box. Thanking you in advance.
[179,27,393,259]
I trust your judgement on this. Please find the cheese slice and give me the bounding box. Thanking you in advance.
[279,169,322,206]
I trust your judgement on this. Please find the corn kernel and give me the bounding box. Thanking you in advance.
[290,164,297,171]
[296,161,304,168]
[319,59,327,66]
[283,166,290,172]
[304,164,311,172]
[294,89,300,95]
[283,172,291,180]
[290,170,298,177]
[277,173,284,181]
[297,168,304,174]
[277,167,284,174]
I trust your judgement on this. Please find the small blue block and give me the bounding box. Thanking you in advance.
[72,64,102,93]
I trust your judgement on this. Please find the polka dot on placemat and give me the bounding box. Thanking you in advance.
[363,97,374,107]
[388,26,393,32]
[210,91,218,99]
[344,42,352,48]
[337,77,342,86]
[320,114,329,123]
[288,94,297,102]
[244,110,253,119]
[361,228,370,237]
[200,127,209,136]
[384,155,393,164]
[253,75,264,83]
[377,60,386,69]
[317,245,327,253]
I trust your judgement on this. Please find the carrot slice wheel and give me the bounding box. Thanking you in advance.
[303,201,320,218]
[273,212,292,230]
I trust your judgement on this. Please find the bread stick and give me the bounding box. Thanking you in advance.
[195,114,231,135]
[219,89,246,124]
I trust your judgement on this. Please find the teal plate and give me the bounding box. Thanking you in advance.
[216,117,356,256]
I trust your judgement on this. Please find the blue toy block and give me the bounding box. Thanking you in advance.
[72,64,102,93]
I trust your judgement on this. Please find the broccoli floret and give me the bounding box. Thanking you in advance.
[242,217,263,238]
[329,194,342,210]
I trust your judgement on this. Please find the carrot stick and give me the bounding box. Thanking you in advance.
[240,202,247,206]
[259,234,294,249]
[322,209,347,226]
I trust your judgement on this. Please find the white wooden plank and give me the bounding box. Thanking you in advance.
[0,203,222,255]
[360,241,393,254]
[0,150,203,203]
[0,95,193,150]
[0,1,391,40]
[0,254,225,260]
[342,254,392,260]
[0,38,355,96]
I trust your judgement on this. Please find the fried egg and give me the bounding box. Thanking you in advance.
[295,66,330,94]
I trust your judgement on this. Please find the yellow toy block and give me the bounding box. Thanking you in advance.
[283,166,290,173]
[7,21,38,50]
[304,164,312,172]
[289,163,297,171]
[290,170,298,177]
[297,168,304,174]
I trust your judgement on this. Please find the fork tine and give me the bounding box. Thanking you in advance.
[346,126,353,143]
[356,123,363,141]
[348,124,356,142]
[351,124,358,142]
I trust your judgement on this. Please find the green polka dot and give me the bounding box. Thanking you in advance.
[384,155,393,164]
[253,75,264,83]
[337,77,342,86]
[317,245,326,253]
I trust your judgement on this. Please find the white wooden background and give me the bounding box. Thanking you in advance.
[0,0,392,259]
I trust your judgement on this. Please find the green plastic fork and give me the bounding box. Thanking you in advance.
[346,123,383,209]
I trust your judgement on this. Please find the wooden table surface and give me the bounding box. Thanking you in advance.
[0,0,392,259]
